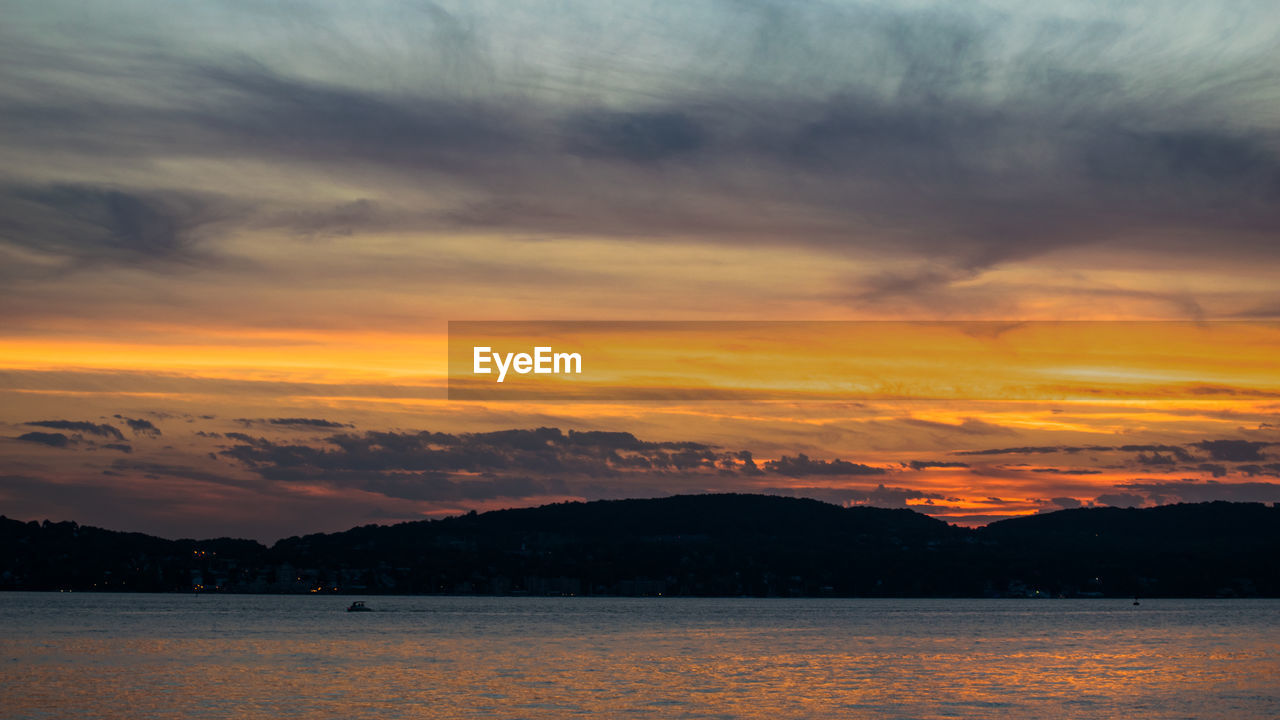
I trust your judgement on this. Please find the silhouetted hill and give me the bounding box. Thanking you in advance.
[3,495,1278,597]
[0,517,267,592]
[974,501,1280,597]
[271,494,968,596]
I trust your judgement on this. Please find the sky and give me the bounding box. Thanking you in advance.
[2,0,1280,541]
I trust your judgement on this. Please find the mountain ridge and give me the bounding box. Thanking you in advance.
[3,494,1278,597]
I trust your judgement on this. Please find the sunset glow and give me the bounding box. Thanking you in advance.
[3,1,1280,541]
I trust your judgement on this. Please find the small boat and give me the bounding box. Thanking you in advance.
[346,601,373,612]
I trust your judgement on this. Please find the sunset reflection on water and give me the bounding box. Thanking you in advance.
[2,595,1277,719]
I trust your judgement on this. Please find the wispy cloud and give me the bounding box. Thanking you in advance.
[3,1,1278,284]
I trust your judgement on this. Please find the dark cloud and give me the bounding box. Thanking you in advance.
[109,460,253,489]
[191,63,518,170]
[114,416,162,437]
[0,184,234,267]
[265,198,398,240]
[221,427,733,497]
[907,460,970,470]
[898,417,1014,436]
[1186,385,1280,398]
[1232,302,1280,320]
[3,4,1279,278]
[188,72,1280,264]
[102,443,133,454]
[567,429,707,451]
[216,427,892,503]
[958,444,1205,464]
[25,420,123,441]
[223,432,260,445]
[1118,479,1280,505]
[251,418,354,429]
[16,432,71,448]
[1197,463,1228,478]
[566,111,707,162]
[956,445,1099,456]
[1094,492,1144,508]
[736,450,763,476]
[1048,497,1083,509]
[764,454,887,477]
[1084,130,1274,184]
[1192,440,1270,462]
[1236,464,1280,477]
[1120,445,1195,462]
[852,268,977,304]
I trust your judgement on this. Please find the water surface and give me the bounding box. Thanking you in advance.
[2,594,1277,719]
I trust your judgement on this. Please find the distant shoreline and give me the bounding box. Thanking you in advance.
[5,495,1279,598]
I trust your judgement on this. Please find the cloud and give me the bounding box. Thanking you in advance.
[1232,302,1280,319]
[1048,496,1082,509]
[219,427,733,500]
[856,484,950,509]
[1094,492,1144,508]
[269,417,350,428]
[956,443,1209,466]
[898,417,1014,436]
[109,460,257,489]
[0,184,235,267]
[1197,463,1228,478]
[235,418,354,429]
[114,416,162,437]
[216,427,893,503]
[1117,479,1280,505]
[1121,445,1195,462]
[25,420,123,441]
[907,460,970,470]
[1186,385,1280,398]
[16,432,71,448]
[1192,440,1271,462]
[565,111,707,162]
[3,1,1279,284]
[956,445,1101,456]
[223,432,260,445]
[1236,464,1280,477]
[764,454,887,477]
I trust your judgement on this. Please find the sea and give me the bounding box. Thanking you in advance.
[2,594,1277,719]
